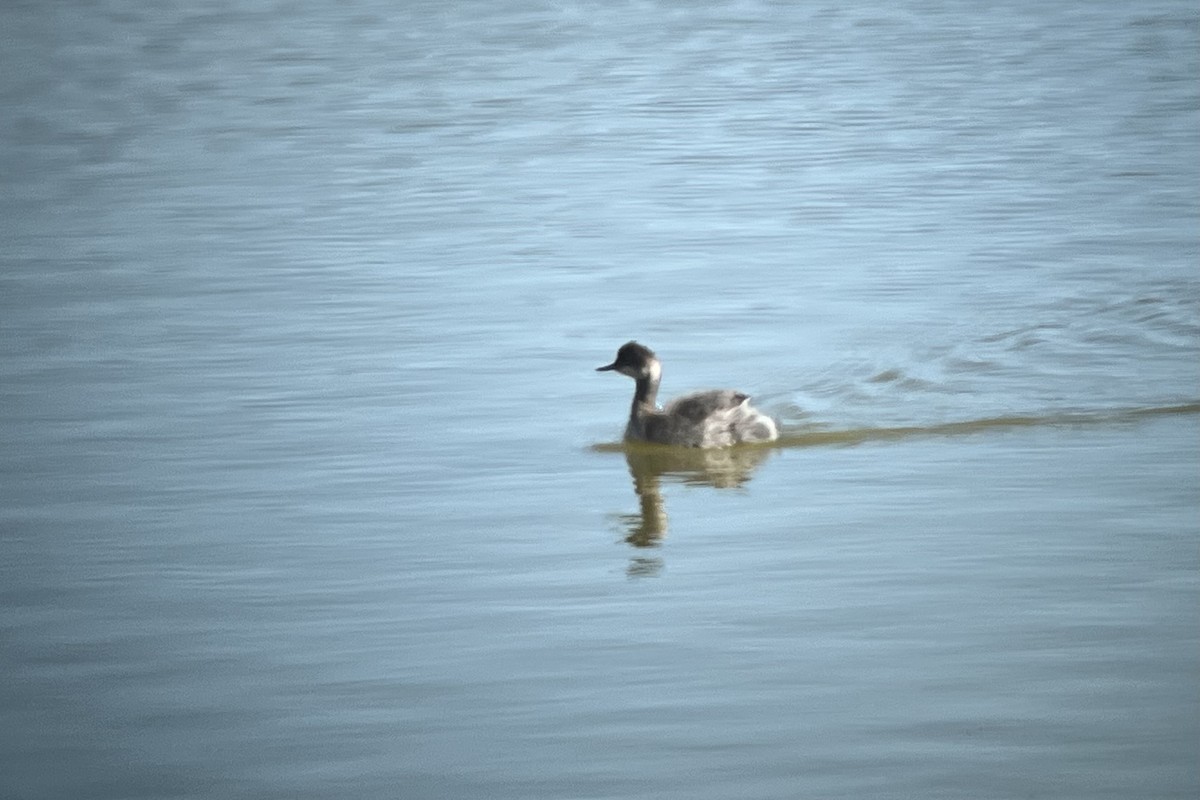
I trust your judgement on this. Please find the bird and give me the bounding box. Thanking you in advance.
[596,341,779,448]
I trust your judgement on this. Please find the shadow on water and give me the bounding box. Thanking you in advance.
[592,402,1200,577]
[593,442,775,577]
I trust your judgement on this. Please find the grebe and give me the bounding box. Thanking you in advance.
[596,341,779,448]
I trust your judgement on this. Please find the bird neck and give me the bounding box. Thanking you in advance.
[630,361,661,417]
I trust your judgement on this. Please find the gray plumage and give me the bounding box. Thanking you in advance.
[597,341,779,448]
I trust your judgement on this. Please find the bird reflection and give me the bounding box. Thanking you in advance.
[614,443,773,575]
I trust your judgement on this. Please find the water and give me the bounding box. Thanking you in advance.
[2,1,1197,798]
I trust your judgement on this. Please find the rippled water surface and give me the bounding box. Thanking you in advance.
[2,2,1198,798]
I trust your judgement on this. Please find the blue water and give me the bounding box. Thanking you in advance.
[2,2,1198,798]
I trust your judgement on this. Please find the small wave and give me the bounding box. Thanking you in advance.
[774,402,1200,449]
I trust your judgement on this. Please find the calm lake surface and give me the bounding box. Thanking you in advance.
[2,1,1198,798]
